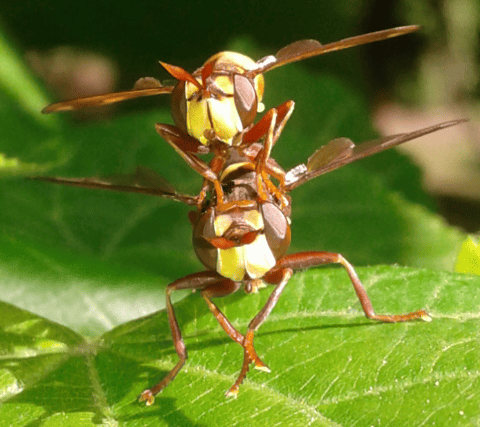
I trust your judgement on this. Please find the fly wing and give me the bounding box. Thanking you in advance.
[254,26,419,75]
[284,119,468,192]
[42,78,174,113]
[30,166,198,205]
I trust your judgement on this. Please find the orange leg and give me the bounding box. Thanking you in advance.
[274,251,431,322]
[138,271,228,405]
[249,104,293,206]
[225,268,293,397]
[155,124,216,181]
[202,281,269,377]
[156,124,228,207]
[221,252,430,397]
[242,100,295,147]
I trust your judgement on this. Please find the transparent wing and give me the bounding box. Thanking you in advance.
[30,166,198,205]
[254,26,419,74]
[42,77,174,113]
[284,119,468,191]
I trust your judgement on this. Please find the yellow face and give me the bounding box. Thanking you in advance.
[214,210,276,281]
[192,202,290,283]
[185,76,243,145]
[174,52,265,146]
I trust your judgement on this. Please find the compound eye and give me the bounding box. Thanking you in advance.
[171,80,188,135]
[233,74,258,129]
[260,202,291,259]
[192,208,217,271]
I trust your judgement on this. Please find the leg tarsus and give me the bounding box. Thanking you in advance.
[225,330,271,398]
[369,310,432,323]
[138,358,186,405]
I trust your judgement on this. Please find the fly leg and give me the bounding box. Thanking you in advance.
[155,124,226,207]
[201,280,270,386]
[242,100,295,147]
[225,267,293,397]
[138,271,224,405]
[246,102,294,206]
[275,252,431,322]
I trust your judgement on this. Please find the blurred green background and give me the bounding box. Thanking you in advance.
[0,0,447,103]
[1,0,478,225]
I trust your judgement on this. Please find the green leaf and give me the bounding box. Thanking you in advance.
[1,267,479,426]
[455,237,480,275]
[0,29,53,126]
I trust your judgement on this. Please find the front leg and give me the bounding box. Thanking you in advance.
[138,271,225,405]
[226,268,293,397]
[201,280,270,385]
[242,100,295,147]
[155,124,216,181]
[246,102,294,206]
[155,123,227,207]
[274,251,431,322]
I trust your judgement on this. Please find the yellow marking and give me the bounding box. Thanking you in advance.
[214,75,234,95]
[185,79,201,98]
[214,215,233,236]
[225,386,239,398]
[217,246,245,281]
[254,364,271,373]
[244,234,276,279]
[208,98,242,144]
[216,235,275,281]
[243,210,263,230]
[186,95,211,145]
[220,162,252,181]
[249,279,267,293]
[208,52,258,71]
[185,75,242,145]
[255,73,265,103]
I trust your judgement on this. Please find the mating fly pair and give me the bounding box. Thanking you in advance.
[35,25,465,404]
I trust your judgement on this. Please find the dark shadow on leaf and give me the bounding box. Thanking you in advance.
[135,318,381,358]
[121,397,208,427]
[12,355,101,417]
[97,349,208,425]
[256,319,386,336]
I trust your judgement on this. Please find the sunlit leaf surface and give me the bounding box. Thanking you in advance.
[1,267,479,426]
